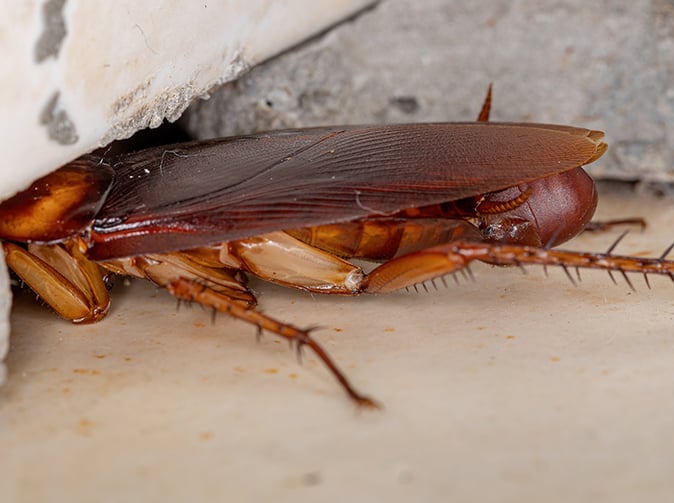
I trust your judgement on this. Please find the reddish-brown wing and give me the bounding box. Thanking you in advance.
[88,123,606,260]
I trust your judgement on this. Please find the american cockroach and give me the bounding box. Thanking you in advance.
[1,89,672,408]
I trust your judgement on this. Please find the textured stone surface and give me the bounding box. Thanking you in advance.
[186,0,674,183]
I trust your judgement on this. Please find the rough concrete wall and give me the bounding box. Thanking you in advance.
[185,0,674,184]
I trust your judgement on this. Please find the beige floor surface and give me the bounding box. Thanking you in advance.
[1,189,673,502]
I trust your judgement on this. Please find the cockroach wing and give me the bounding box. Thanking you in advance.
[88,123,606,260]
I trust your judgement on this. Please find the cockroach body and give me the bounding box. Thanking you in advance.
[1,93,671,407]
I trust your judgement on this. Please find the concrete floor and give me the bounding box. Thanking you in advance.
[1,187,673,502]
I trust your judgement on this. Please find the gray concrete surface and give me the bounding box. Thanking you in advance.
[185,0,674,183]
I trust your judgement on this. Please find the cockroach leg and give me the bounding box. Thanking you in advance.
[362,239,674,294]
[166,277,380,409]
[102,251,257,307]
[224,231,363,294]
[583,218,647,232]
[3,241,110,323]
[448,240,674,281]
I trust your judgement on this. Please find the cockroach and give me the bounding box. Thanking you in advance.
[1,89,672,408]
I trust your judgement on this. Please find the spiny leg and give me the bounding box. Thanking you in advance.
[464,237,674,289]
[583,218,646,233]
[362,235,674,294]
[166,277,379,409]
